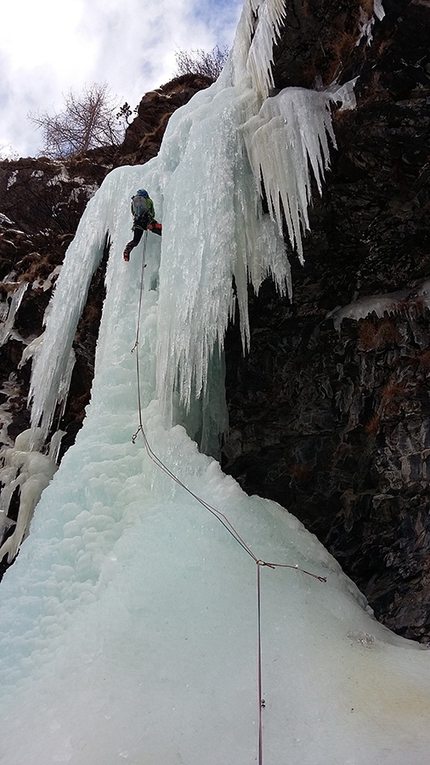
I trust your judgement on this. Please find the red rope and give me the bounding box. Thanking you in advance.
[257,561,264,765]
[131,243,326,765]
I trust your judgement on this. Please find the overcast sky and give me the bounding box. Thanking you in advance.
[0,0,243,159]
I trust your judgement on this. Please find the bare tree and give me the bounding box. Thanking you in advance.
[174,45,229,81]
[29,84,126,159]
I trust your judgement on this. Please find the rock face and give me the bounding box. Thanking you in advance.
[1,4,430,641]
[117,74,213,165]
[222,0,430,641]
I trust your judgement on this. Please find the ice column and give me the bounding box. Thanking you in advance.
[28,199,109,445]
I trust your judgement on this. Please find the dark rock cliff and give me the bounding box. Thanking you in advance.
[1,4,430,642]
[222,0,430,641]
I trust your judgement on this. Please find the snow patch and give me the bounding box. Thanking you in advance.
[0,213,14,226]
[47,165,70,186]
[6,170,18,189]
[68,183,99,203]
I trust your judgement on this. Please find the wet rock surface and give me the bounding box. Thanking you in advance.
[223,293,430,640]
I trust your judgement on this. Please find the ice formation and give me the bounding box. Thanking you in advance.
[0,280,28,346]
[0,429,57,562]
[374,0,385,22]
[356,0,385,46]
[243,81,356,260]
[328,280,430,330]
[1,1,430,764]
[245,0,287,98]
[0,375,21,447]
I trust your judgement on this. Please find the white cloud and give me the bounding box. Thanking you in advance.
[0,0,242,158]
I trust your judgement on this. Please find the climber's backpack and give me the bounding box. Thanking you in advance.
[131,194,150,219]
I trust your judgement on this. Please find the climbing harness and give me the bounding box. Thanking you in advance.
[130,236,326,765]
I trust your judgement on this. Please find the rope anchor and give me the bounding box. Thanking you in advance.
[132,427,142,444]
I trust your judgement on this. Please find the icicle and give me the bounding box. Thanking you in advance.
[154,85,287,423]
[38,264,61,292]
[243,81,357,261]
[0,282,28,347]
[356,1,385,47]
[242,0,261,41]
[47,430,66,463]
[246,0,287,99]
[373,0,385,22]
[56,348,76,422]
[28,195,109,445]
[18,333,44,370]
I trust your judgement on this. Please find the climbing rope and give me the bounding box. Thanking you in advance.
[130,235,326,765]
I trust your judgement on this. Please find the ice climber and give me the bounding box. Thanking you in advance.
[123,189,162,261]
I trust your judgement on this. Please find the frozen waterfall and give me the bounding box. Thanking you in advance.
[2,1,430,764]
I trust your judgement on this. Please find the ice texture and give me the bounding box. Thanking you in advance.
[1,1,430,764]
[356,0,385,46]
[243,81,356,260]
[0,429,57,561]
[328,280,430,330]
[374,0,385,21]
[246,0,287,98]
[28,204,108,443]
[0,281,28,346]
